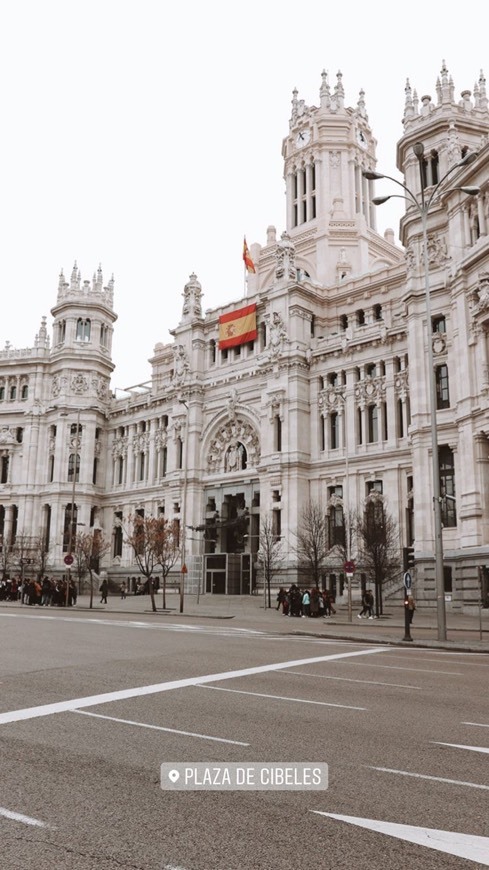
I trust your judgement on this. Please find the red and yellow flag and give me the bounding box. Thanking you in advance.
[219,303,257,350]
[242,236,256,274]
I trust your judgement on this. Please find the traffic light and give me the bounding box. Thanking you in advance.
[403,546,415,571]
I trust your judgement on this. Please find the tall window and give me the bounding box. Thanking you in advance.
[76,318,91,341]
[367,405,378,443]
[63,503,77,552]
[436,364,450,409]
[114,511,123,558]
[177,437,183,470]
[330,412,340,449]
[328,486,345,548]
[274,415,282,452]
[117,456,124,485]
[439,446,456,527]
[1,456,9,484]
[68,453,80,483]
[432,315,446,334]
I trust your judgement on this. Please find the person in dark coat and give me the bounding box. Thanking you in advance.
[99,578,108,604]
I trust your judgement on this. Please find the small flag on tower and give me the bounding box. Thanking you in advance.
[242,236,256,274]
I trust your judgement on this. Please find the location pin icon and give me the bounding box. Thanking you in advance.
[168,769,180,783]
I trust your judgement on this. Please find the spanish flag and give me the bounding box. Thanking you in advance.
[243,236,256,274]
[219,303,257,350]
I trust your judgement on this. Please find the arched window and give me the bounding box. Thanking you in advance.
[9,385,17,400]
[21,385,28,400]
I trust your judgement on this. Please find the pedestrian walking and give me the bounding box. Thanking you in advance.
[120,581,127,600]
[358,589,374,618]
[99,578,108,604]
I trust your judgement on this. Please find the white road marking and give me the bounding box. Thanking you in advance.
[198,685,366,710]
[0,806,52,828]
[0,612,265,637]
[433,742,489,754]
[71,710,250,745]
[278,669,419,690]
[0,646,385,725]
[369,766,489,791]
[335,660,462,675]
[463,721,489,728]
[312,812,489,866]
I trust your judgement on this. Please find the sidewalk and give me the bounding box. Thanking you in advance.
[3,590,486,653]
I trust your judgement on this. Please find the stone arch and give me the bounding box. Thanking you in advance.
[205,416,260,474]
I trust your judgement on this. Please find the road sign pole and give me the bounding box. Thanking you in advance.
[402,571,413,642]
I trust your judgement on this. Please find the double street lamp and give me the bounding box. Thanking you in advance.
[363,145,479,641]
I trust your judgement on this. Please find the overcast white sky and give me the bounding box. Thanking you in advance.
[1,1,487,389]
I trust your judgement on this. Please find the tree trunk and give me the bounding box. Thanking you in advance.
[149,576,157,613]
[162,574,166,610]
[89,571,94,609]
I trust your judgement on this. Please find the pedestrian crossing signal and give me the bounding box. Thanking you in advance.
[403,547,415,571]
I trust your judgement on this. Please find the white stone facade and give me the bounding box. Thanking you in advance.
[1,64,489,609]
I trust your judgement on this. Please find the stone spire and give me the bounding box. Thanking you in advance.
[319,70,331,109]
[275,232,296,283]
[181,272,203,323]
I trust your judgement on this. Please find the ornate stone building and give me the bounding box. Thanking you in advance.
[1,63,489,609]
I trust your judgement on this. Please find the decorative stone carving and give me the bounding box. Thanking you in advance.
[112,435,128,459]
[267,312,288,359]
[0,427,16,445]
[172,344,190,386]
[154,427,168,450]
[207,419,260,473]
[275,232,296,281]
[72,374,89,395]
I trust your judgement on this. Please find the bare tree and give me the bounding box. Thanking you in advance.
[153,518,180,609]
[12,534,38,590]
[75,530,111,609]
[354,494,401,616]
[30,534,52,583]
[256,513,285,608]
[125,516,161,613]
[292,499,329,589]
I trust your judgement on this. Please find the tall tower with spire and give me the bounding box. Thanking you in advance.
[282,70,402,286]
[50,262,117,406]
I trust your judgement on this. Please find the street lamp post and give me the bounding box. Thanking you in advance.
[363,146,479,641]
[65,407,81,607]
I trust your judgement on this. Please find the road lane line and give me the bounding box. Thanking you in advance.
[463,721,489,728]
[335,661,462,675]
[71,710,250,745]
[312,813,489,866]
[198,685,366,710]
[0,646,385,725]
[433,742,489,754]
[369,766,489,790]
[277,669,420,690]
[0,806,52,828]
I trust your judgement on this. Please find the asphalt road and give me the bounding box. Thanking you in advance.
[0,608,488,869]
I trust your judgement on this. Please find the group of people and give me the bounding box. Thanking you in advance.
[0,575,77,606]
[276,585,336,618]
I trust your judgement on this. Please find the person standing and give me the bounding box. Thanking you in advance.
[407,595,416,624]
[120,581,127,600]
[99,578,108,604]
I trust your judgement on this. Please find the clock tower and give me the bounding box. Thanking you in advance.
[282,70,402,285]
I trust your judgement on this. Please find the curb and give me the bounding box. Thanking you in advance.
[290,629,489,653]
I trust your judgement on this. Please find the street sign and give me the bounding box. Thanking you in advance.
[344,560,355,574]
[64,554,74,566]
[403,571,412,590]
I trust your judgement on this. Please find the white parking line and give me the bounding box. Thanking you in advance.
[369,766,489,790]
[433,742,489,755]
[0,806,52,828]
[277,669,420,690]
[71,710,250,745]
[335,661,462,675]
[198,685,366,710]
[0,646,386,725]
[463,721,489,728]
